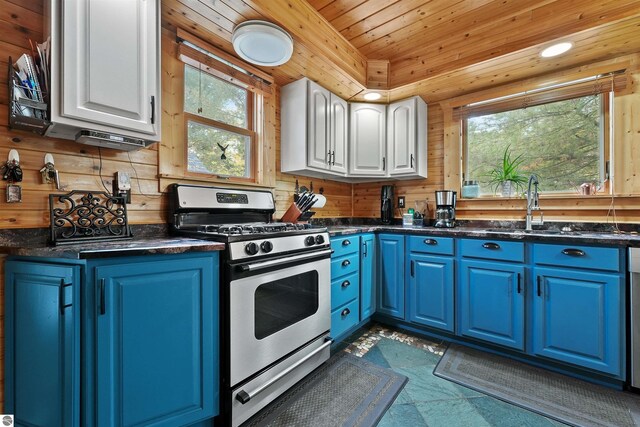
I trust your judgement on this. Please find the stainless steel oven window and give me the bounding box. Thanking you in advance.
[254,271,319,339]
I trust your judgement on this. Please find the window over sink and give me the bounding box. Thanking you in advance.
[457,73,625,196]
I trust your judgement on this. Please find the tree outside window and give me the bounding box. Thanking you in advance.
[464,94,605,194]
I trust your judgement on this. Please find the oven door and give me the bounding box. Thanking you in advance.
[228,248,331,386]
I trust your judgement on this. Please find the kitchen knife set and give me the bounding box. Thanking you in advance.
[281,192,318,223]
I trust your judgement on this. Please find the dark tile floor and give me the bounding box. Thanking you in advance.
[343,325,566,427]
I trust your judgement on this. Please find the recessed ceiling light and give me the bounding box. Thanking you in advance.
[232,20,293,66]
[363,92,382,101]
[540,42,573,58]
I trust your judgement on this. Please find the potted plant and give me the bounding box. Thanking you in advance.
[487,146,528,197]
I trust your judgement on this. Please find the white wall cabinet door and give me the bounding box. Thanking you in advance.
[349,103,387,177]
[59,0,159,136]
[388,98,416,176]
[307,81,331,170]
[330,94,348,174]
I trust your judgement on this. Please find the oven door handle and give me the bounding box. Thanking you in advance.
[235,336,334,404]
[238,249,332,272]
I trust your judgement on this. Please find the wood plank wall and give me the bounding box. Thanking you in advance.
[352,104,444,219]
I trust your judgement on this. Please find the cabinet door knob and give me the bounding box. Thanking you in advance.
[341,280,350,288]
[342,239,351,246]
[561,248,585,257]
[482,242,500,250]
[424,239,437,245]
[341,308,351,317]
[342,259,351,267]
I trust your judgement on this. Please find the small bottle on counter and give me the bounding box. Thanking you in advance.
[462,180,480,198]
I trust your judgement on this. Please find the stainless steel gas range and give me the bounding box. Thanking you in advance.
[169,184,332,426]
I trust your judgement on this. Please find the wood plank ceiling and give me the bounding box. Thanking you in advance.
[163,0,640,103]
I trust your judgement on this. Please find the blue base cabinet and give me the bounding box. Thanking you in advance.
[5,252,220,427]
[407,252,454,332]
[532,268,623,375]
[5,262,81,427]
[530,242,625,377]
[95,257,218,426]
[377,234,405,320]
[459,259,525,351]
[330,235,361,339]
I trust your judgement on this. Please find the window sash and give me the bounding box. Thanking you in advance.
[185,114,256,180]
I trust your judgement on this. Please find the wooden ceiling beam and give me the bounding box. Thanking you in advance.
[244,0,368,86]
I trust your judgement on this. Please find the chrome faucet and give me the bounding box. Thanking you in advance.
[526,174,544,231]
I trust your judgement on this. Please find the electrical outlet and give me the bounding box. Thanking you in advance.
[398,196,405,208]
[113,171,132,204]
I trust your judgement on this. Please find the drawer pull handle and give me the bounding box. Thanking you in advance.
[341,280,350,288]
[341,308,351,317]
[342,259,351,267]
[342,240,351,246]
[482,242,500,250]
[537,276,542,297]
[562,248,585,257]
[424,239,437,245]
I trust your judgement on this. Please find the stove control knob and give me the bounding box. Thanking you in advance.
[245,242,259,256]
[315,235,325,245]
[260,241,273,253]
[305,236,316,246]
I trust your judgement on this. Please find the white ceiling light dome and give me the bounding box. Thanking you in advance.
[540,42,573,58]
[232,20,294,66]
[363,92,382,101]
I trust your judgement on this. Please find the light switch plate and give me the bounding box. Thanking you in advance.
[398,196,405,208]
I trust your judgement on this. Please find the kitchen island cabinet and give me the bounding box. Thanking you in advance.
[5,252,220,427]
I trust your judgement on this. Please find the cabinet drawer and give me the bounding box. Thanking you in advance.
[408,235,454,255]
[460,238,524,262]
[331,253,360,279]
[331,271,359,311]
[533,243,620,272]
[331,236,359,258]
[331,299,359,339]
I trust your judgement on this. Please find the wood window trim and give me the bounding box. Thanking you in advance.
[458,91,612,198]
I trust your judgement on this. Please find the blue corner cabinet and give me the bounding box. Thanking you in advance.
[377,234,405,319]
[5,252,220,427]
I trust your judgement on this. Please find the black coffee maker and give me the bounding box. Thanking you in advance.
[381,185,394,224]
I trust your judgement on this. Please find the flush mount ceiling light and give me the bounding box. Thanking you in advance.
[232,20,294,66]
[363,92,382,101]
[540,42,573,58]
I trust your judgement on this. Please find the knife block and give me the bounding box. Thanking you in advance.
[280,203,302,223]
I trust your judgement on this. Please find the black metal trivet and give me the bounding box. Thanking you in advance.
[49,190,133,246]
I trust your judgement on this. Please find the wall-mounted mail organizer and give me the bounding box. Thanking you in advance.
[8,56,51,135]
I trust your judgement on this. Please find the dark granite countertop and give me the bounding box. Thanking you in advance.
[0,237,225,260]
[327,225,640,247]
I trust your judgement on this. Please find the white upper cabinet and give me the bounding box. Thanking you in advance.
[281,78,348,178]
[307,82,331,170]
[349,103,387,177]
[330,95,348,174]
[387,97,427,178]
[47,0,160,141]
